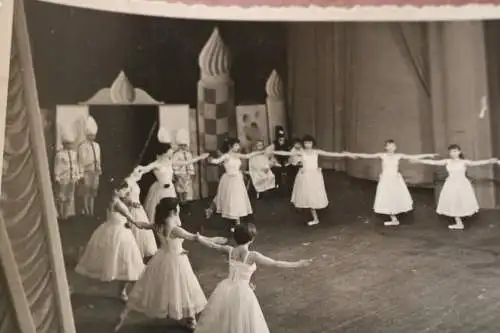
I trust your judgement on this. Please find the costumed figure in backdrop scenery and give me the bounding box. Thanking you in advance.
[348,139,437,226]
[54,128,82,220]
[173,129,196,209]
[142,127,209,221]
[125,166,158,259]
[75,179,146,302]
[192,223,312,333]
[249,140,277,199]
[205,138,265,231]
[410,144,497,230]
[114,197,228,332]
[77,116,102,217]
[272,135,357,226]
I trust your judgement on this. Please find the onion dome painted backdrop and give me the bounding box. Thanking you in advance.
[198,27,231,80]
[265,70,283,99]
[110,71,136,104]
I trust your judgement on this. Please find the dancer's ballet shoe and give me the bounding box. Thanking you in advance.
[120,292,128,302]
[307,220,320,226]
[448,224,464,230]
[384,220,400,226]
[204,208,213,219]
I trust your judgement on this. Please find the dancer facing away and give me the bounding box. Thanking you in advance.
[54,129,81,220]
[143,127,209,220]
[75,180,145,301]
[272,135,355,226]
[193,223,312,333]
[410,144,497,230]
[114,197,227,331]
[124,166,158,259]
[348,139,437,226]
[77,116,102,216]
[249,140,277,199]
[173,129,196,209]
[205,138,265,231]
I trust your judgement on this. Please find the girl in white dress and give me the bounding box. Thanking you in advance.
[273,135,354,226]
[193,223,311,333]
[114,197,227,331]
[411,144,497,230]
[125,166,157,258]
[142,127,209,220]
[349,139,437,226]
[205,138,264,230]
[75,181,146,301]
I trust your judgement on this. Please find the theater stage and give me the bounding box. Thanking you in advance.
[61,171,500,333]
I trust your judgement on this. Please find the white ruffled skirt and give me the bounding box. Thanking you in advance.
[144,181,177,221]
[373,172,413,215]
[291,168,328,209]
[214,172,253,219]
[437,175,479,217]
[129,205,158,258]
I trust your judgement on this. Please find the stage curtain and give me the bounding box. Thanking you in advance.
[287,22,434,185]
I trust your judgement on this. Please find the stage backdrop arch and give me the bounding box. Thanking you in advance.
[56,70,202,218]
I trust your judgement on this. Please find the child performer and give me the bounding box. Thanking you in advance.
[125,166,157,259]
[143,127,209,220]
[75,180,145,301]
[77,116,102,216]
[249,140,276,199]
[193,223,312,333]
[114,197,227,331]
[410,144,497,230]
[348,139,437,226]
[273,135,354,226]
[54,129,81,220]
[172,129,196,208]
[205,138,264,231]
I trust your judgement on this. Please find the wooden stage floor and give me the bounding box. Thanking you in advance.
[60,171,500,333]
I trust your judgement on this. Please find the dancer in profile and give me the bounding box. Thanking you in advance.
[142,127,208,220]
[193,223,312,333]
[205,138,264,231]
[114,197,227,331]
[272,135,355,226]
[348,139,437,226]
[75,180,145,301]
[410,144,497,230]
[124,166,157,259]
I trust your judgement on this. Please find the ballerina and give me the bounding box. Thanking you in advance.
[114,197,227,331]
[348,139,437,226]
[193,223,312,333]
[410,144,497,230]
[75,180,145,301]
[204,138,264,231]
[272,134,354,226]
[124,166,157,259]
[142,127,209,220]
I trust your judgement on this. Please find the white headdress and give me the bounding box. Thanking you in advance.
[175,129,189,146]
[157,127,172,144]
[85,116,98,135]
[60,125,75,143]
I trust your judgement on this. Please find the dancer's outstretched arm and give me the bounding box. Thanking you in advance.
[138,160,160,174]
[209,154,229,164]
[113,197,138,223]
[400,153,438,160]
[172,226,228,245]
[348,152,382,159]
[467,158,498,166]
[317,150,357,158]
[273,150,300,157]
[410,159,447,165]
[173,153,210,167]
[195,233,232,253]
[253,252,312,268]
[237,151,266,159]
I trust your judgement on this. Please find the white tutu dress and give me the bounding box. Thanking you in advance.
[127,181,157,258]
[291,151,328,209]
[437,159,479,217]
[214,156,253,219]
[126,216,207,319]
[373,154,413,215]
[195,250,269,333]
[144,161,177,221]
[75,200,145,281]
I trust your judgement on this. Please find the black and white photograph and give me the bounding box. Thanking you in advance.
[4,0,500,333]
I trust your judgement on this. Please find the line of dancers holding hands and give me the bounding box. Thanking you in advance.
[75,125,499,332]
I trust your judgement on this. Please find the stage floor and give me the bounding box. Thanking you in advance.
[61,171,500,333]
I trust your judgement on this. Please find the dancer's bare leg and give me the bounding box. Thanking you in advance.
[384,214,400,226]
[204,198,216,219]
[307,209,320,226]
[120,282,130,302]
[449,217,465,230]
[114,307,130,332]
